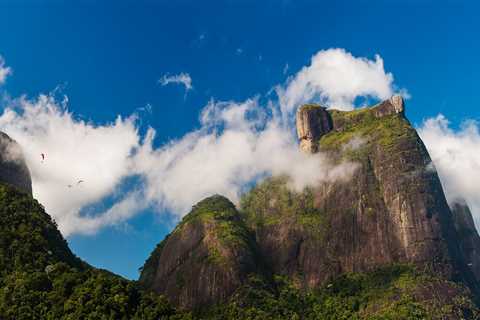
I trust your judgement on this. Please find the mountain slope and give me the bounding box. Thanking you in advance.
[0,183,177,320]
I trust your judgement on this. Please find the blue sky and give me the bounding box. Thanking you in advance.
[1,1,480,279]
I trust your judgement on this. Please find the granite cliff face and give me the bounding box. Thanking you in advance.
[141,96,480,310]
[248,95,478,289]
[0,132,32,195]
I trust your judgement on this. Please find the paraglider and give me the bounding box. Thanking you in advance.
[41,153,45,162]
[67,180,84,189]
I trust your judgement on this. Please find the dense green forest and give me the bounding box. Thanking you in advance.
[0,183,478,319]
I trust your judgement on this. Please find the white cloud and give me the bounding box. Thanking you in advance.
[0,56,12,85]
[276,48,399,115]
[0,48,406,236]
[0,94,141,235]
[159,72,193,92]
[418,115,480,228]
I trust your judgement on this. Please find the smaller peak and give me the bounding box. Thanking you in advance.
[179,194,238,226]
[194,194,235,209]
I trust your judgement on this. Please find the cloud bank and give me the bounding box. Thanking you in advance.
[418,115,480,227]
[159,72,193,92]
[0,49,401,236]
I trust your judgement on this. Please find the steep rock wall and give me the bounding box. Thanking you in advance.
[245,96,478,292]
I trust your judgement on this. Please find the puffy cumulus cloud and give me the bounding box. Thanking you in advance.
[132,99,358,215]
[0,48,406,236]
[0,95,141,235]
[418,115,480,227]
[159,72,193,92]
[0,56,12,85]
[276,48,400,116]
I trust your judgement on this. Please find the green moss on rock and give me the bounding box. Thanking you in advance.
[319,107,417,156]
[240,176,326,234]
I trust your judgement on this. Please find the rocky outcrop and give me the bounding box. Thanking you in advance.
[139,195,264,310]
[296,105,332,153]
[373,95,405,117]
[0,132,32,195]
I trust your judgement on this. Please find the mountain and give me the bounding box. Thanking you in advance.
[1,97,480,319]
[139,96,480,318]
[253,95,479,289]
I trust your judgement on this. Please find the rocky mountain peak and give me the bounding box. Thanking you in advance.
[0,132,32,195]
[296,95,406,153]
